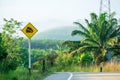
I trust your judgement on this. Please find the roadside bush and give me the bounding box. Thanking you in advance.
[8,66,28,80]
[80,53,93,66]
[55,53,73,70]
[2,53,22,73]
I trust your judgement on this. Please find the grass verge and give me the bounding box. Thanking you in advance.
[0,66,52,80]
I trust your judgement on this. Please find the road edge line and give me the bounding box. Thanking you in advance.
[67,72,73,80]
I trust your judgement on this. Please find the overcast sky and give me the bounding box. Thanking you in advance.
[0,0,120,32]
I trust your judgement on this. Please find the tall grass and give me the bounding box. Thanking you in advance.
[52,61,120,72]
[103,61,120,72]
[53,64,99,72]
[0,66,51,80]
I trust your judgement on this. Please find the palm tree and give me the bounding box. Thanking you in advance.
[71,13,120,64]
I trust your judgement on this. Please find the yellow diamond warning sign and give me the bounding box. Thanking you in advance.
[22,22,38,39]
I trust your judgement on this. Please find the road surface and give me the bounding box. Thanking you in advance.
[43,72,120,80]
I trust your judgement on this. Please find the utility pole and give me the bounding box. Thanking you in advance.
[99,0,111,15]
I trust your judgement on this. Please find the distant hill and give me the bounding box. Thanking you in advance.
[33,26,82,40]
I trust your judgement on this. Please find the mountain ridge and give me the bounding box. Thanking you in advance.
[33,26,82,41]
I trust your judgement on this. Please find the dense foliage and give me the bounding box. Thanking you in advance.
[0,18,24,72]
[71,12,120,64]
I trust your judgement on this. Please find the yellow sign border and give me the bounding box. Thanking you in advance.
[22,22,38,39]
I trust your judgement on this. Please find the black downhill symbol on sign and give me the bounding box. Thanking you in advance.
[26,27,33,33]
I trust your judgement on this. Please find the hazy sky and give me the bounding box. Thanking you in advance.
[0,0,120,32]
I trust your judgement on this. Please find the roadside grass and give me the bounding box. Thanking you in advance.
[1,62,120,80]
[51,62,120,72]
[0,66,51,80]
[53,65,99,72]
[103,62,120,72]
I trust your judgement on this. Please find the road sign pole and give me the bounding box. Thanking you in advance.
[21,22,38,75]
[28,39,31,75]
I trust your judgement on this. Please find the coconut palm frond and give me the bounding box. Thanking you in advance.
[71,12,120,63]
[74,22,89,34]
[71,30,91,38]
[81,38,100,46]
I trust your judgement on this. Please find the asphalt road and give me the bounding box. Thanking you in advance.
[71,72,120,80]
[43,72,70,80]
[43,72,120,80]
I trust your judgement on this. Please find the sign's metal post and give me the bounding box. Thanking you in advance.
[21,22,38,77]
[28,39,31,75]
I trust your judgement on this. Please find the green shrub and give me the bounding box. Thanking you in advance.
[8,66,28,80]
[2,53,22,73]
[55,53,73,70]
[80,53,93,66]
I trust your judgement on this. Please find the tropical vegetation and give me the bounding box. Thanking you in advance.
[71,12,120,64]
[0,12,120,80]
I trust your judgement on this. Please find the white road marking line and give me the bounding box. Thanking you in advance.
[67,72,73,80]
[74,76,119,78]
[74,74,120,76]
